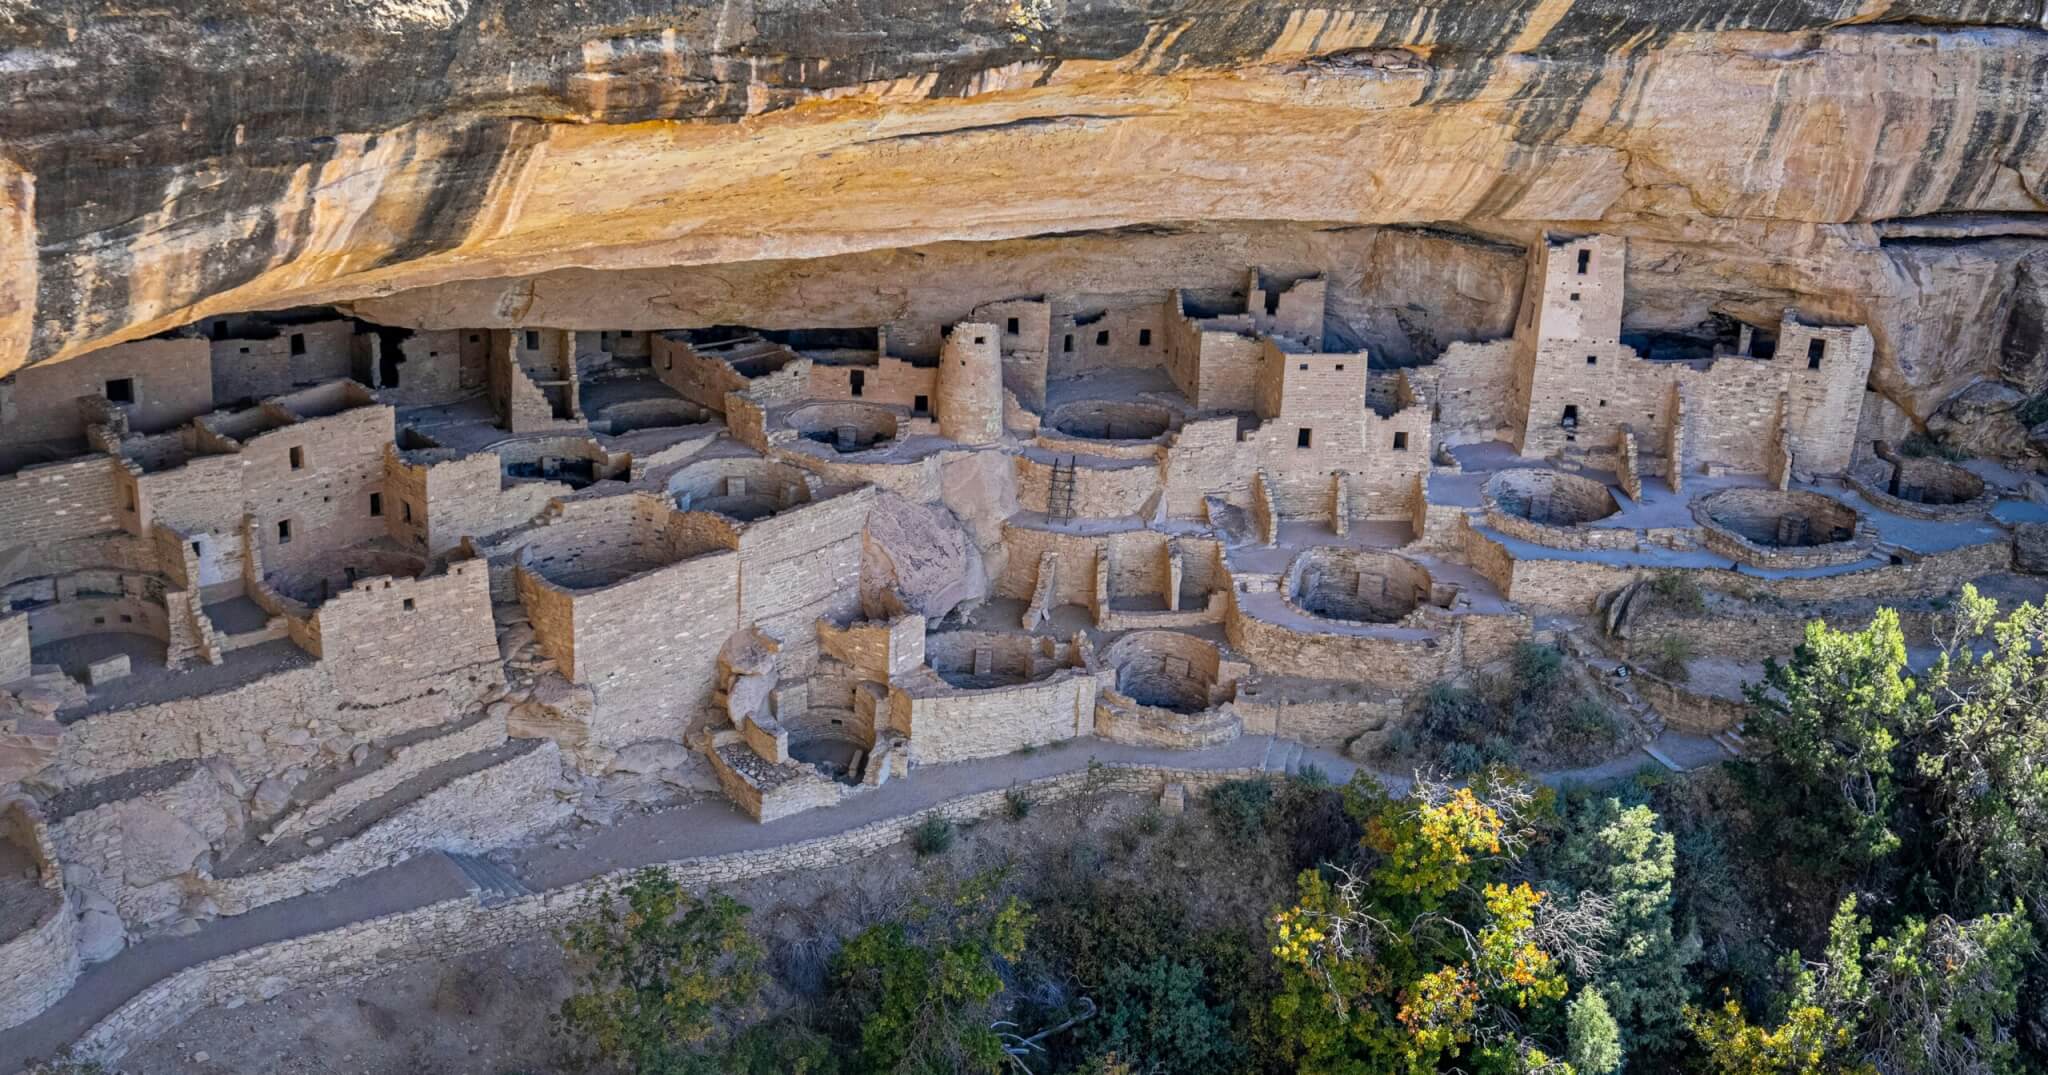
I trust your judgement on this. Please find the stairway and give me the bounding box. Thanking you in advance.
[1046,456,1078,522]
[443,851,533,908]
[1712,725,1747,758]
[1259,736,1310,777]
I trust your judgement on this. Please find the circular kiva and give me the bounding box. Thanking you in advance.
[1284,546,1430,624]
[1847,454,1993,519]
[785,401,900,454]
[1046,400,1177,442]
[1483,468,1621,526]
[1693,487,1874,569]
[1100,631,1225,714]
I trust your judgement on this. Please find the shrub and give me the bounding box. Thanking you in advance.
[1481,735,1520,767]
[1204,778,1277,840]
[1647,571,1705,614]
[1291,762,1331,789]
[1648,634,1696,682]
[1512,641,1567,697]
[1419,682,1487,742]
[912,816,956,857]
[1134,807,1164,836]
[1004,787,1033,820]
[1562,696,1622,748]
[1442,740,1487,776]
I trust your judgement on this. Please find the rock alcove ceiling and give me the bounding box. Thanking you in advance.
[5,1,2048,458]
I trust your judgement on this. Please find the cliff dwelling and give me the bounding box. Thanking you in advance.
[4,1,2048,1065]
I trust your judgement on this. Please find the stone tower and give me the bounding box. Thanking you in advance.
[936,321,1003,444]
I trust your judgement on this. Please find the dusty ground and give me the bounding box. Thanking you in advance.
[117,792,1172,1075]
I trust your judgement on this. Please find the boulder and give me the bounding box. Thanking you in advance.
[73,885,126,963]
[2015,523,2048,576]
[861,491,984,622]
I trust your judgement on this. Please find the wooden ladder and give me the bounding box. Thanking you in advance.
[1047,456,1078,521]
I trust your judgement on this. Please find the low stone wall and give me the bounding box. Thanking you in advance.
[1629,673,1746,735]
[1093,696,1241,749]
[1233,689,1406,751]
[0,891,80,1033]
[210,743,569,916]
[269,715,509,841]
[72,762,1264,1064]
[1481,507,1640,552]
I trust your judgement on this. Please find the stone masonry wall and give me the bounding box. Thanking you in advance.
[895,673,1097,765]
[210,743,569,916]
[0,611,29,684]
[0,338,212,448]
[313,561,501,707]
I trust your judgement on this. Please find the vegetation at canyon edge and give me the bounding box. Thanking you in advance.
[543,586,2046,1075]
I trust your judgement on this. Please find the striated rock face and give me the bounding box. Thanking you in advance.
[4,1,2048,450]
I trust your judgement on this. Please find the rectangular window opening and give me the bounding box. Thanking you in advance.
[1334,363,1344,371]
[1576,249,1591,275]
[1296,428,1313,449]
[1561,404,1579,428]
[1570,292,1581,302]
[288,446,305,470]
[369,492,383,517]
[973,335,985,345]
[1392,432,1409,451]
[1006,317,1019,334]
[191,541,203,557]
[1138,328,1152,347]
[277,520,293,544]
[913,394,929,414]
[524,330,540,351]
[1586,354,1598,365]
[402,502,413,523]
[1298,363,1309,371]
[1063,334,1074,353]
[402,598,416,612]
[1807,339,1826,369]
[289,332,306,356]
[104,377,135,403]
[1095,330,1109,347]
[849,369,865,397]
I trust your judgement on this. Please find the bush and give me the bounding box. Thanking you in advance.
[1513,642,1567,697]
[912,816,955,857]
[1647,571,1705,614]
[1291,762,1331,790]
[1648,634,1696,682]
[1419,682,1488,742]
[1561,697,1622,749]
[1004,787,1033,820]
[1203,778,1277,840]
[1442,740,1487,776]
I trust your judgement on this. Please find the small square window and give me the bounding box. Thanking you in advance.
[1599,399,1607,407]
[277,520,293,543]
[288,446,305,470]
[1298,363,1308,371]
[289,332,306,356]
[1297,428,1313,449]
[525,330,540,351]
[1570,292,1581,302]
[468,333,480,343]
[1095,330,1109,346]
[104,377,135,403]
[369,492,383,517]
[1138,328,1152,346]
[238,346,250,354]
[621,330,634,338]
[913,394,929,414]
[120,614,134,624]
[1393,432,1409,451]
[402,598,416,612]
[1006,317,1019,334]
[1334,363,1344,371]
[973,335,985,345]
[93,616,105,626]
[1586,355,1597,365]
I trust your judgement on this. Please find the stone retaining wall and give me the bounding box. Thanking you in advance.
[210,743,569,916]
[73,762,1264,1064]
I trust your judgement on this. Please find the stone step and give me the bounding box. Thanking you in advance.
[444,851,533,908]
[1642,741,1687,773]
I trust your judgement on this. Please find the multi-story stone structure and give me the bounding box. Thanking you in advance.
[0,240,2038,1032]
